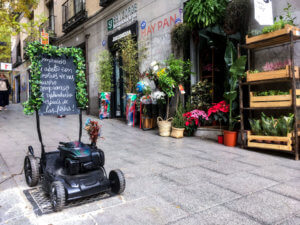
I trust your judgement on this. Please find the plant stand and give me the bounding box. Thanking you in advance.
[240,28,300,160]
[247,131,293,151]
[246,65,300,82]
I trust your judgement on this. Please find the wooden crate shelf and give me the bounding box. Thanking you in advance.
[249,90,300,108]
[246,65,300,82]
[247,131,293,151]
[245,25,300,49]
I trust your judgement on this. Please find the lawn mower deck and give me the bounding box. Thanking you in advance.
[41,151,111,201]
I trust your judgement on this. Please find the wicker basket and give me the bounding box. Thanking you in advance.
[157,117,173,137]
[171,127,185,138]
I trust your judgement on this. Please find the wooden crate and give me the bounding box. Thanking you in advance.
[250,91,292,107]
[246,65,300,82]
[247,131,293,151]
[246,24,300,45]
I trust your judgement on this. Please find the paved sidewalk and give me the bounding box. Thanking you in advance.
[0,104,300,225]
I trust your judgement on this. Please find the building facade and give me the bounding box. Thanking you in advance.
[11,0,300,116]
[11,0,185,116]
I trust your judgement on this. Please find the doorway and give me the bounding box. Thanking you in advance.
[111,51,125,118]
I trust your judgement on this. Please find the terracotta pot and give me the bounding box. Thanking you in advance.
[223,130,237,147]
[218,135,224,144]
[171,127,185,139]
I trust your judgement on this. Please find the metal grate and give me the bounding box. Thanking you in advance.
[23,187,113,216]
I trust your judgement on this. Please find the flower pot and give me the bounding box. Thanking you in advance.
[223,130,237,147]
[99,92,111,119]
[171,127,185,139]
[157,117,173,137]
[218,135,224,144]
[142,117,153,129]
[126,93,137,126]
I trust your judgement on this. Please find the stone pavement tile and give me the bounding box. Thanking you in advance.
[276,160,300,171]
[122,175,177,201]
[37,214,96,225]
[209,172,278,195]
[1,214,37,225]
[158,181,240,213]
[90,196,188,225]
[276,215,300,225]
[199,160,258,175]
[169,205,262,225]
[268,178,300,201]
[250,165,300,182]
[161,166,224,186]
[233,153,284,167]
[224,190,300,224]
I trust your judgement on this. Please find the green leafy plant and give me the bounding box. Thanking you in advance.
[249,119,262,135]
[157,68,175,119]
[184,0,229,29]
[261,3,296,34]
[97,50,113,92]
[118,35,146,93]
[224,56,247,131]
[191,79,212,110]
[248,70,260,74]
[253,90,289,96]
[171,23,191,49]
[23,41,88,115]
[250,113,294,137]
[172,103,185,129]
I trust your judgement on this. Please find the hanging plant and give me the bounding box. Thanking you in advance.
[97,49,113,92]
[184,0,229,29]
[223,0,250,35]
[171,23,191,49]
[23,41,88,115]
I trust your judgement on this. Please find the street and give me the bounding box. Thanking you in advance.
[0,104,300,225]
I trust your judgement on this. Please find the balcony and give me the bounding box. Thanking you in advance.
[62,0,87,33]
[100,0,114,7]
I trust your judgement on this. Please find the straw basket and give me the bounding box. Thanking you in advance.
[157,117,173,137]
[171,127,185,138]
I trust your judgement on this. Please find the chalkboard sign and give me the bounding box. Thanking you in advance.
[39,55,80,115]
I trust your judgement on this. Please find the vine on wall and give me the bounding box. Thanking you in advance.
[23,41,88,115]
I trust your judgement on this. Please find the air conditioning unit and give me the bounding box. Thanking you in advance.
[100,0,113,7]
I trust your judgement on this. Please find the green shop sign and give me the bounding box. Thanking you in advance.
[107,18,114,31]
[106,3,137,31]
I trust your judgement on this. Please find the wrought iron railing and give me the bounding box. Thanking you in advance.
[62,0,87,32]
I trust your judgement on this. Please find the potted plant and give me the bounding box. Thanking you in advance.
[97,50,113,119]
[157,67,175,136]
[223,55,247,147]
[171,104,185,138]
[207,101,229,143]
[191,79,212,111]
[183,109,208,136]
[118,35,145,126]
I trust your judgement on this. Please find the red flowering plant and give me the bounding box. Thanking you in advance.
[207,101,229,129]
[183,110,209,136]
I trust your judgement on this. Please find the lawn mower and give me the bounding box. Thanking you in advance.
[24,111,126,212]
